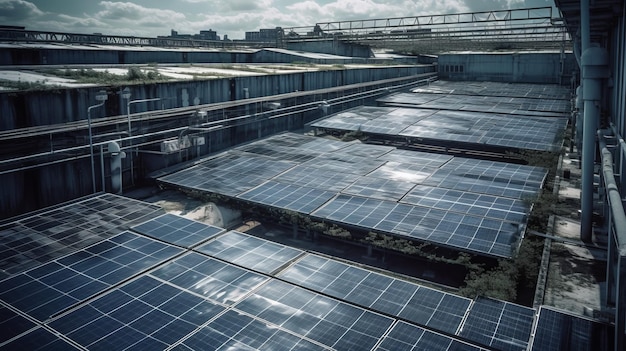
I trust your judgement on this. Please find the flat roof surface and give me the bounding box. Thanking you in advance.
[159,133,547,258]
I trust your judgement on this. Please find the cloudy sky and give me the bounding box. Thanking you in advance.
[0,0,556,39]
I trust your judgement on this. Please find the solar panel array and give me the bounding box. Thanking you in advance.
[1,196,498,350]
[311,106,568,152]
[160,133,546,258]
[0,195,612,350]
[410,80,572,101]
[308,80,570,153]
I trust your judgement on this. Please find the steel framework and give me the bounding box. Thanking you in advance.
[283,7,570,53]
[0,28,269,49]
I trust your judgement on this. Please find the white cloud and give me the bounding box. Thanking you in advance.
[96,1,186,24]
[0,0,43,22]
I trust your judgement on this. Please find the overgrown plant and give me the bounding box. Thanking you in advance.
[458,237,543,302]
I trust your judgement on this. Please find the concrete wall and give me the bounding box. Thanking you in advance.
[438,52,577,84]
[0,65,434,130]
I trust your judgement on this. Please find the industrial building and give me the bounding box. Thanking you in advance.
[0,2,625,350]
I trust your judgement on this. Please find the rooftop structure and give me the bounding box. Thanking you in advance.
[0,2,625,351]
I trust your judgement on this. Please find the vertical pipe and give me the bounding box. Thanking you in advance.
[581,94,599,241]
[581,0,590,53]
[580,0,593,241]
[100,145,105,192]
[86,102,105,194]
[618,256,626,351]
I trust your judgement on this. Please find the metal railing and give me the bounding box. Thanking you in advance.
[597,127,626,351]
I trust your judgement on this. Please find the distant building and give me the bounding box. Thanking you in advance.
[199,30,218,41]
[245,27,284,42]
[245,31,261,41]
[167,29,224,41]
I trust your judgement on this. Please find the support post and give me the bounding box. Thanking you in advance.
[580,39,609,240]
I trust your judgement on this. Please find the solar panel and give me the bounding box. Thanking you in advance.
[530,307,615,351]
[196,230,303,274]
[0,193,163,279]
[178,309,331,350]
[422,158,546,199]
[234,279,395,350]
[237,144,321,163]
[149,252,268,305]
[273,165,362,192]
[312,195,522,258]
[0,231,183,322]
[401,185,528,223]
[376,321,486,351]
[304,153,387,175]
[160,153,297,197]
[459,297,535,351]
[367,161,440,183]
[48,275,227,350]
[238,181,337,214]
[132,213,224,248]
[277,253,472,334]
[409,81,571,101]
[312,105,567,152]
[376,149,453,166]
[0,192,614,350]
[341,175,416,201]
